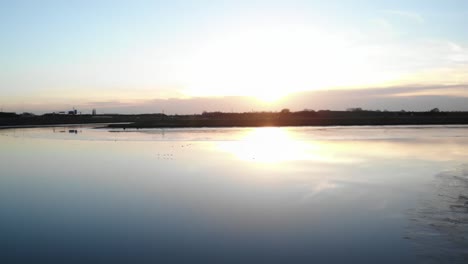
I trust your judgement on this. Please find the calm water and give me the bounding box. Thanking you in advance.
[1,125,467,263]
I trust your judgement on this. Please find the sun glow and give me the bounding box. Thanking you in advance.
[217,128,309,163]
[180,23,385,100]
[254,90,287,103]
[216,127,375,165]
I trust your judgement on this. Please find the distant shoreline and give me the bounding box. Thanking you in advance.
[3,124,468,131]
[2,110,468,129]
[0,123,130,130]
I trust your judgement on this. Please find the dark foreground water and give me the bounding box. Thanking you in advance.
[0,126,467,263]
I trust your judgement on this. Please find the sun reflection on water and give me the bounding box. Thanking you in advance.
[217,127,355,164]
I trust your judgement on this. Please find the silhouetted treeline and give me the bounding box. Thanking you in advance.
[0,112,18,118]
[109,110,468,128]
[2,110,468,129]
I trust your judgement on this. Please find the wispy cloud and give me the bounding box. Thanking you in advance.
[373,18,394,31]
[391,88,468,98]
[384,10,425,24]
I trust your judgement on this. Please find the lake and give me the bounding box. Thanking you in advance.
[1,125,467,263]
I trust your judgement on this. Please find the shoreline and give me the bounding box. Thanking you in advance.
[2,123,468,131]
[2,111,468,130]
[0,122,130,130]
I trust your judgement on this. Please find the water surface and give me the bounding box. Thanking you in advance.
[1,125,467,263]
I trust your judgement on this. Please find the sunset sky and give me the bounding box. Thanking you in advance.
[1,0,467,114]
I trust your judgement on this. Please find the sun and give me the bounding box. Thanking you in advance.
[256,93,282,103]
[253,90,286,103]
[180,23,379,99]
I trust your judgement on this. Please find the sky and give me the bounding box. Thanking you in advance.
[1,0,467,114]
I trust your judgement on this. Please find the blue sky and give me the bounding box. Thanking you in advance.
[1,0,467,113]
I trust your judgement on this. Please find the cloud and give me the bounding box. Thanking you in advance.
[7,83,468,114]
[283,85,468,112]
[384,85,468,98]
[373,18,394,31]
[384,10,425,24]
[62,84,468,114]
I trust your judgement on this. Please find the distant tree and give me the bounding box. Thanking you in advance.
[21,112,35,117]
[347,107,363,112]
[280,108,291,114]
[430,108,440,113]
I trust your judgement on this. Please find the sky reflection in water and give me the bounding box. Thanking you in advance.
[0,126,468,263]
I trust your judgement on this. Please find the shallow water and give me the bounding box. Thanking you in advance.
[1,125,467,263]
